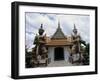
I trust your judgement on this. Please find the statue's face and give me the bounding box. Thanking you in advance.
[74,31,77,34]
[73,30,77,34]
[39,29,44,35]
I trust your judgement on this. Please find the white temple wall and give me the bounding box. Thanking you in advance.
[48,46,70,63]
[64,46,70,62]
[48,47,54,63]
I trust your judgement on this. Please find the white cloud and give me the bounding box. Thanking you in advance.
[25,13,90,49]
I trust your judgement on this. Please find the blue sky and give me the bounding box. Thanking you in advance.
[25,13,90,49]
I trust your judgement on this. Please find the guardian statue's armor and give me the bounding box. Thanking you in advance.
[32,24,48,67]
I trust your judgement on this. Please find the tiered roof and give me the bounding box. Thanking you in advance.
[46,22,72,46]
[51,22,66,39]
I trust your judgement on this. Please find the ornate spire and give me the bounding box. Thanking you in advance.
[40,24,43,28]
[74,24,77,29]
[51,21,66,39]
[58,20,61,29]
[73,24,77,34]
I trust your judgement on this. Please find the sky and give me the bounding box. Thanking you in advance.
[25,12,90,50]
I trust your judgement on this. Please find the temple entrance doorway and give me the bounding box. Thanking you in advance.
[54,47,64,61]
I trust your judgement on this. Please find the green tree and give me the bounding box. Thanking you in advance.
[83,43,89,65]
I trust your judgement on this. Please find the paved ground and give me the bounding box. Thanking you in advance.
[48,60,82,67]
[48,60,76,67]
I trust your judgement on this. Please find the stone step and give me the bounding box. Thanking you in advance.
[48,60,73,67]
